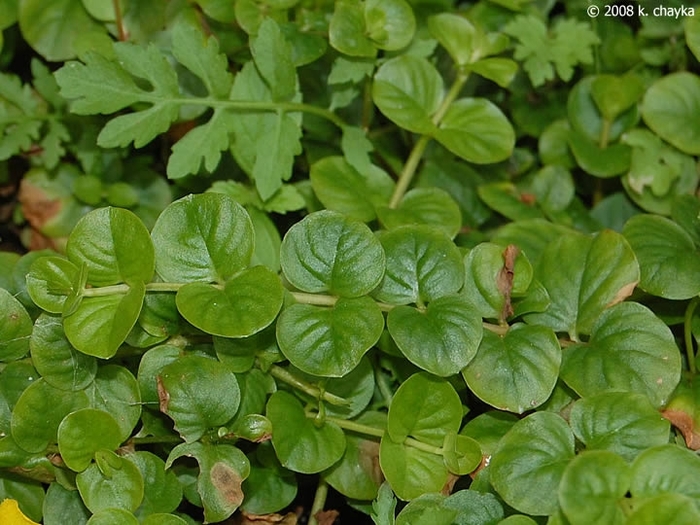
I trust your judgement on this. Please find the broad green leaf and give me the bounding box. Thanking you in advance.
[687,14,700,62]
[11,379,89,453]
[66,207,154,287]
[569,392,670,462]
[460,411,518,457]
[623,214,700,299]
[165,442,249,523]
[377,188,462,239]
[323,411,385,500]
[43,482,90,525]
[310,156,394,222]
[469,58,518,88]
[441,432,482,476]
[524,230,639,338]
[428,13,480,66]
[490,412,575,516]
[373,225,464,306]
[525,165,575,214]
[159,355,240,442]
[151,193,254,283]
[671,194,700,245]
[0,288,32,361]
[214,326,280,373]
[627,493,700,524]
[372,55,443,134]
[241,443,297,515]
[86,509,139,525]
[560,302,681,407]
[57,409,123,472]
[379,437,447,501]
[364,0,416,51]
[130,451,182,518]
[491,219,576,267]
[176,266,284,337]
[251,18,296,101]
[63,282,145,359]
[76,451,144,513]
[266,391,345,474]
[462,324,561,414]
[558,451,630,525]
[590,74,644,121]
[477,182,544,222]
[567,130,631,178]
[276,296,384,377]
[281,210,385,297]
[642,72,700,155]
[387,373,462,445]
[388,295,482,377]
[19,0,106,61]
[329,1,376,57]
[341,125,374,174]
[86,365,142,442]
[25,257,79,314]
[630,444,700,500]
[81,0,120,21]
[396,490,504,525]
[435,98,515,164]
[137,345,181,406]
[0,361,38,409]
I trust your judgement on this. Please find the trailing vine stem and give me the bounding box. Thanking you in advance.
[308,478,330,525]
[684,296,700,375]
[388,72,470,208]
[268,365,350,407]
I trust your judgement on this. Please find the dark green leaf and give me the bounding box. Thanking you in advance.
[0,288,32,361]
[377,188,462,239]
[43,482,90,525]
[86,365,142,442]
[241,443,297,515]
[130,451,183,518]
[567,130,631,178]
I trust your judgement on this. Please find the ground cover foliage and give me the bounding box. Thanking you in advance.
[1,0,700,523]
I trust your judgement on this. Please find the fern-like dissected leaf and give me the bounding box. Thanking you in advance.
[504,15,600,87]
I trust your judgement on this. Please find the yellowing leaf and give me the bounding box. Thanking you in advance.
[0,499,40,525]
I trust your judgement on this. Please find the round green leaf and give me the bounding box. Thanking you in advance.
[387,295,482,377]
[165,442,250,523]
[626,494,700,525]
[590,74,644,121]
[66,207,154,286]
[524,230,639,338]
[329,1,376,57]
[63,282,145,359]
[435,98,515,164]
[560,302,682,408]
[0,288,32,361]
[569,392,671,462]
[280,210,385,297]
[176,266,283,337]
[43,482,91,525]
[630,444,700,500]
[11,379,90,453]
[364,0,415,51]
[30,313,97,391]
[159,355,240,442]
[558,450,631,525]
[0,361,38,408]
[396,490,504,524]
[460,411,518,457]
[137,345,181,406]
[373,225,464,306]
[567,129,631,178]
[266,391,345,474]
[86,509,139,525]
[372,55,443,134]
[76,451,144,513]
[490,411,575,516]
[58,408,123,472]
[441,432,482,476]
[241,443,297,515]
[87,365,142,443]
[642,72,700,155]
[428,13,480,67]
[276,296,384,377]
[623,214,700,300]
[387,372,462,445]
[379,436,448,501]
[462,324,561,414]
[377,187,462,239]
[130,451,182,517]
[26,256,80,314]
[151,193,254,283]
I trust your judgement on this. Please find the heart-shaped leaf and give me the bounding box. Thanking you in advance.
[176,266,284,337]
[280,210,385,297]
[276,296,384,377]
[57,408,123,472]
[76,451,144,513]
[26,256,79,314]
[560,302,681,408]
[591,74,644,121]
[130,451,183,517]
[387,295,482,377]
[377,187,462,239]
[379,436,447,501]
[462,324,561,413]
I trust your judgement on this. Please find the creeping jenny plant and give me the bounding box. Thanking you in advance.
[2,0,700,524]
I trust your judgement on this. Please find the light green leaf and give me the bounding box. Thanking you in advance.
[396,490,504,525]
[379,437,447,501]
[159,355,240,442]
[590,74,644,121]
[251,18,296,101]
[364,0,416,51]
[377,188,462,239]
[0,288,32,362]
[57,409,123,472]
[630,444,700,501]
[281,210,385,297]
[276,297,384,377]
[567,130,631,178]
[77,451,144,513]
[560,302,682,408]
[151,193,254,283]
[627,493,700,525]
[267,391,345,474]
[86,509,139,525]
[130,451,183,518]
[490,412,575,516]
[388,295,482,377]
[428,13,480,66]
[86,365,141,442]
[372,55,443,134]
[435,98,514,163]
[341,125,374,174]
[329,1,376,57]
[462,324,561,414]
[370,482,397,525]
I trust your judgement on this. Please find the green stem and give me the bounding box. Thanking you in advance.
[685,296,700,374]
[291,291,395,312]
[308,478,329,525]
[268,365,351,407]
[599,118,611,149]
[388,73,468,208]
